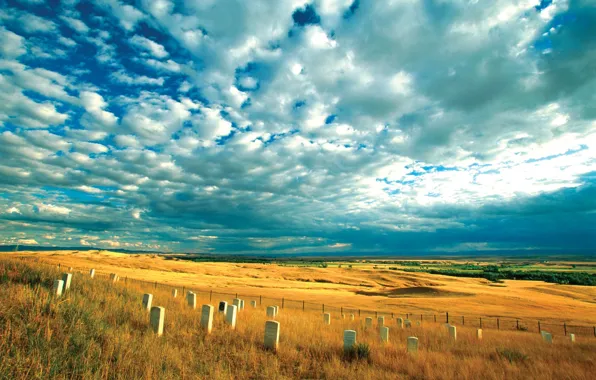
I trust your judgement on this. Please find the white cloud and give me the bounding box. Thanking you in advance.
[130,35,169,58]
[0,27,26,57]
[60,15,89,33]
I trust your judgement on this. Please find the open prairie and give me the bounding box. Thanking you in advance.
[4,250,596,326]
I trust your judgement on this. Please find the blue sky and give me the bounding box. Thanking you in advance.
[0,0,595,255]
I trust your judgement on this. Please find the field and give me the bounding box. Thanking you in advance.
[1,251,595,379]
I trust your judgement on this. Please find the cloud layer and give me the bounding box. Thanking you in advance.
[0,0,595,255]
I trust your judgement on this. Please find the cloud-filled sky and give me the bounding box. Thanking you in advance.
[0,0,595,255]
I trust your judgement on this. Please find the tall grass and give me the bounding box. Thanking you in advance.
[0,258,594,379]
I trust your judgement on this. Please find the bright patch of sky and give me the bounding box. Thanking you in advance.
[0,0,595,255]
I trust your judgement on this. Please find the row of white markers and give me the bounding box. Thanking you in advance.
[51,269,574,353]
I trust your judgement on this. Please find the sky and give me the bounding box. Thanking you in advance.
[0,0,595,255]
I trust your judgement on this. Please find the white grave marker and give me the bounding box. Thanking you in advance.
[172,289,178,298]
[365,317,373,329]
[226,304,238,329]
[89,269,95,278]
[187,292,197,309]
[448,324,457,341]
[405,319,412,328]
[200,304,214,334]
[266,306,276,317]
[380,326,389,343]
[407,336,419,354]
[233,298,241,309]
[251,300,257,308]
[150,306,165,336]
[109,273,118,283]
[541,331,553,344]
[397,317,404,328]
[61,273,72,292]
[142,293,153,311]
[350,314,355,321]
[239,299,245,310]
[477,329,483,340]
[53,279,64,297]
[219,301,228,314]
[324,313,331,325]
[264,320,280,351]
[343,330,357,352]
[378,316,385,328]
[570,333,575,343]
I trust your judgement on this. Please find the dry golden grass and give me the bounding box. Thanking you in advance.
[5,250,596,326]
[1,257,595,379]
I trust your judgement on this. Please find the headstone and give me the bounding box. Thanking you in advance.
[541,331,552,344]
[380,326,389,343]
[264,320,280,351]
[378,316,385,328]
[61,273,72,292]
[266,306,276,317]
[397,317,404,328]
[343,330,357,352]
[187,292,197,309]
[407,336,419,354]
[251,300,257,308]
[150,306,165,336]
[570,333,575,343]
[219,301,228,314]
[200,304,214,334]
[68,267,73,271]
[142,293,153,311]
[350,314,355,321]
[365,317,373,329]
[342,314,345,319]
[273,306,279,315]
[226,304,238,329]
[239,299,245,310]
[233,298,241,309]
[89,269,95,278]
[324,313,331,325]
[448,324,457,341]
[477,329,483,340]
[405,319,412,328]
[53,279,64,297]
[172,289,178,298]
[109,273,118,283]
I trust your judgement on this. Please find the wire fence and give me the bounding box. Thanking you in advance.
[51,261,596,339]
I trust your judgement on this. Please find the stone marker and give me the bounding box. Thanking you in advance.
[226,304,238,329]
[109,273,118,283]
[273,306,279,315]
[381,326,389,343]
[378,316,385,328]
[342,314,345,319]
[570,333,575,343]
[172,289,178,298]
[61,273,72,292]
[324,313,331,325]
[219,301,228,314]
[264,320,280,351]
[405,319,412,328]
[448,324,457,341]
[477,329,483,340]
[150,306,165,336]
[365,317,373,329]
[239,299,245,310]
[142,293,153,311]
[350,314,355,321]
[397,317,404,328]
[541,331,552,344]
[89,269,95,278]
[68,267,73,271]
[407,336,419,354]
[53,279,64,297]
[344,330,357,352]
[251,300,257,308]
[233,298,241,309]
[266,306,276,317]
[200,304,214,334]
[187,292,197,309]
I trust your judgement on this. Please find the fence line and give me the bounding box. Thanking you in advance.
[44,260,596,338]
